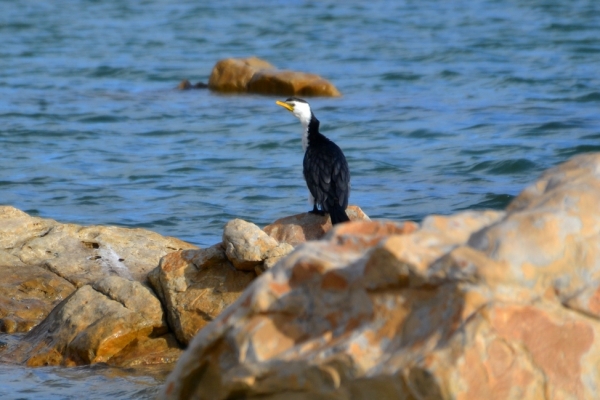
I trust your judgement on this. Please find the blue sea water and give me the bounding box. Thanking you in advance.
[1,0,600,397]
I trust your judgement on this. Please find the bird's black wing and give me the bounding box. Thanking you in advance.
[303,139,350,211]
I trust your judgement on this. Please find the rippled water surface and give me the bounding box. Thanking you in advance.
[0,362,167,399]
[2,0,600,396]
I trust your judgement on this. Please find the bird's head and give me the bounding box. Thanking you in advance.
[276,97,313,126]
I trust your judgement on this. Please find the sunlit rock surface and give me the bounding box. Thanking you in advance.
[0,207,194,333]
[161,153,600,400]
[1,205,346,365]
[148,246,256,346]
[263,205,370,246]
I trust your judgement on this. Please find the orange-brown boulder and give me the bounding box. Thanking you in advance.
[160,153,600,400]
[207,57,340,97]
[247,70,341,97]
[148,246,256,345]
[263,205,370,246]
[0,262,74,333]
[2,276,178,367]
[208,57,275,93]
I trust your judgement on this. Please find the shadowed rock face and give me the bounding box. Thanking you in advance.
[160,153,600,400]
[2,276,179,367]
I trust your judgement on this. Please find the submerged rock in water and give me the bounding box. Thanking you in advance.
[160,153,600,400]
[207,57,341,97]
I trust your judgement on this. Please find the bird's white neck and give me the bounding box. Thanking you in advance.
[301,120,310,151]
[290,101,313,152]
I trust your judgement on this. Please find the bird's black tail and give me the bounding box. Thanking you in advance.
[329,203,350,225]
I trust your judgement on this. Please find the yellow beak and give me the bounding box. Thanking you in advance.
[276,100,294,112]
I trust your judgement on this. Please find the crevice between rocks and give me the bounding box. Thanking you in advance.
[41,261,78,288]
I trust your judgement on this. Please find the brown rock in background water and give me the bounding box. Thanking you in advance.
[160,153,600,400]
[208,57,275,93]
[247,70,341,97]
[207,57,340,97]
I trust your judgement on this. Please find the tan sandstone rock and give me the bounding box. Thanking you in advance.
[0,206,195,338]
[2,275,175,367]
[148,246,256,346]
[223,219,282,271]
[0,206,195,287]
[207,57,340,97]
[263,205,370,246]
[160,153,600,400]
[0,262,74,333]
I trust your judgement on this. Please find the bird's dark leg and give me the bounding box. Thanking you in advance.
[309,203,325,216]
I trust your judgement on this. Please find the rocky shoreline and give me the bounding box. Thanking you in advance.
[0,202,367,368]
[2,153,600,399]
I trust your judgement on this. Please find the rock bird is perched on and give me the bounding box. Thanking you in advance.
[276,97,350,224]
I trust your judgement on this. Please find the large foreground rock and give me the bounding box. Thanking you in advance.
[207,57,341,97]
[161,153,600,400]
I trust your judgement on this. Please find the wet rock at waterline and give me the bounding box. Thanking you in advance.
[161,153,600,400]
[2,275,180,367]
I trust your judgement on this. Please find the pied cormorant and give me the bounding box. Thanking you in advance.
[276,97,350,224]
